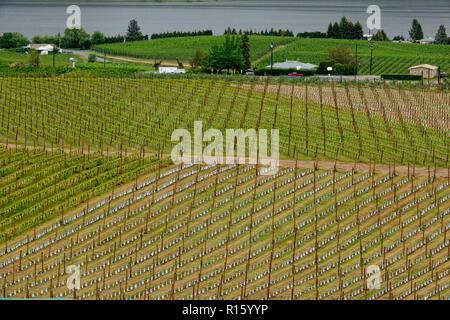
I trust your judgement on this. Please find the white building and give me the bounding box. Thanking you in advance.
[266,60,317,70]
[26,43,57,55]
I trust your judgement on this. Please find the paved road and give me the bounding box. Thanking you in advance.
[62,49,109,63]
[314,75,381,81]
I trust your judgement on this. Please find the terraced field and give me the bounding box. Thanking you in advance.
[0,74,448,300]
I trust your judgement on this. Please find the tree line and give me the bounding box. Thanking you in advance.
[151,30,213,40]
[224,27,295,37]
[326,17,364,40]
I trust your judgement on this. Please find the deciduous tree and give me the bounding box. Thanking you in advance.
[209,34,244,74]
[326,45,354,65]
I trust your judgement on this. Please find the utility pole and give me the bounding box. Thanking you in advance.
[270,41,274,76]
[52,46,55,68]
[354,42,358,80]
[438,66,441,84]
[369,42,374,75]
[104,49,106,68]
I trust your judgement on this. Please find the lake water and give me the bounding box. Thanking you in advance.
[0,1,449,40]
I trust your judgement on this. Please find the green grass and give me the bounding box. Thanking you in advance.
[0,49,157,74]
[93,35,296,61]
[0,49,85,67]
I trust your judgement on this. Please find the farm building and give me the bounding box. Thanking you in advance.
[26,43,56,55]
[409,64,439,78]
[266,60,317,70]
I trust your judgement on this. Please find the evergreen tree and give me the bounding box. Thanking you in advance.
[353,21,364,39]
[434,25,448,44]
[409,19,424,41]
[373,29,389,41]
[373,29,383,41]
[327,22,333,38]
[346,21,354,39]
[332,22,340,39]
[241,33,251,70]
[126,19,143,41]
[339,17,351,39]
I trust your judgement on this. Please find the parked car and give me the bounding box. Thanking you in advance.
[440,72,447,78]
[287,72,304,77]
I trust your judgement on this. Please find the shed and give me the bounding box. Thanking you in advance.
[409,64,439,78]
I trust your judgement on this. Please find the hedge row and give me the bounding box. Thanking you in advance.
[381,74,423,80]
[317,60,355,75]
[0,65,71,76]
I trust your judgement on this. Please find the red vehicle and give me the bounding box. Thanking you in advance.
[288,72,304,77]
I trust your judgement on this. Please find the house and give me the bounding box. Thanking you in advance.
[266,60,318,70]
[419,38,434,44]
[409,64,439,78]
[158,66,186,74]
[26,43,56,55]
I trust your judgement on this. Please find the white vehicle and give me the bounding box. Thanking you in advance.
[158,66,186,74]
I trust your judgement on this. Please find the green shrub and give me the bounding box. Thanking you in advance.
[381,74,422,80]
[317,60,354,75]
[334,63,354,75]
[88,54,97,63]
